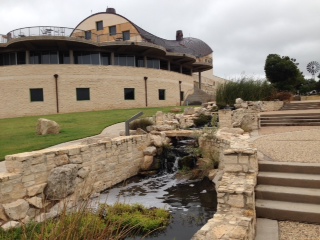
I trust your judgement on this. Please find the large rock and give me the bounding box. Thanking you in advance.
[0,204,8,221]
[26,196,44,209]
[219,127,245,135]
[3,199,29,220]
[1,221,21,230]
[141,155,154,171]
[37,118,60,135]
[143,146,157,156]
[45,164,78,200]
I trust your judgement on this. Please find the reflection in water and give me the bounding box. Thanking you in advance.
[96,138,217,239]
[98,175,217,240]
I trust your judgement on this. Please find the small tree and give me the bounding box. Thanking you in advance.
[264,54,304,92]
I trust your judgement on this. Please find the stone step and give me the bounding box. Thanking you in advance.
[255,185,320,204]
[260,113,320,117]
[258,172,320,188]
[256,199,320,224]
[258,161,320,174]
[260,122,320,126]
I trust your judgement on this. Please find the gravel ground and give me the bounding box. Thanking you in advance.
[279,221,320,240]
[254,128,320,163]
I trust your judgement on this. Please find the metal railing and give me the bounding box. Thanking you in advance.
[3,26,143,44]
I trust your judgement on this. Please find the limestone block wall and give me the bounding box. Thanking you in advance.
[193,131,257,240]
[218,110,233,128]
[0,65,196,119]
[0,135,150,226]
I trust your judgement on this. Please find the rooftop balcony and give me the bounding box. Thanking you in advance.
[1,26,142,43]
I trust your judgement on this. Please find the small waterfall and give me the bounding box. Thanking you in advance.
[97,137,217,240]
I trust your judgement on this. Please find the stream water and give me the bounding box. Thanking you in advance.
[97,139,217,240]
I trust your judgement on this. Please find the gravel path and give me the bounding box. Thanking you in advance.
[279,221,320,240]
[254,127,320,163]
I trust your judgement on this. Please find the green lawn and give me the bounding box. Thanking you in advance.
[0,107,183,161]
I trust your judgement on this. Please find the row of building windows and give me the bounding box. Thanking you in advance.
[0,51,192,74]
[29,88,175,102]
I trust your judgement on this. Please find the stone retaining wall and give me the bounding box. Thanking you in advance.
[193,129,257,240]
[0,135,151,228]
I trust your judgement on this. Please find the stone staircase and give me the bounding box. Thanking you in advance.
[281,101,320,110]
[255,161,320,224]
[259,101,320,127]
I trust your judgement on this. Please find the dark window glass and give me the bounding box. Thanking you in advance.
[17,52,26,65]
[85,31,91,40]
[160,60,168,70]
[9,53,16,65]
[124,88,135,100]
[30,88,44,102]
[115,55,135,66]
[59,52,70,64]
[0,54,3,66]
[122,31,130,40]
[76,88,90,101]
[41,51,50,64]
[91,53,100,65]
[109,26,116,36]
[180,91,184,101]
[159,89,165,100]
[136,57,144,67]
[96,21,103,31]
[127,56,135,66]
[101,53,110,65]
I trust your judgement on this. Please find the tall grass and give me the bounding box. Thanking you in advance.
[0,201,171,239]
[216,78,276,108]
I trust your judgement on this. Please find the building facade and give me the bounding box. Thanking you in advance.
[0,8,224,119]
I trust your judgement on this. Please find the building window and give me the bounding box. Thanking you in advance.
[180,91,184,101]
[30,88,44,102]
[124,88,135,100]
[96,21,103,31]
[85,30,91,40]
[30,51,58,64]
[76,88,90,101]
[147,59,160,69]
[74,52,100,65]
[114,55,135,66]
[159,89,166,100]
[109,26,116,36]
[101,53,110,65]
[122,31,130,41]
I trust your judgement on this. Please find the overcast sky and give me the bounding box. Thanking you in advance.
[1,0,319,79]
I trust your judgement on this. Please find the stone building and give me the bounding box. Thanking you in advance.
[0,8,226,119]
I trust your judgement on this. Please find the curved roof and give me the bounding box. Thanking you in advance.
[74,11,213,58]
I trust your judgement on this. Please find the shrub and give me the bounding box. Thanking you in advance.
[129,118,153,131]
[268,91,293,101]
[194,114,212,127]
[216,78,276,108]
[101,203,171,234]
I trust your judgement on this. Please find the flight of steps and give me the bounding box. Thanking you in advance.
[259,101,320,127]
[281,101,320,110]
[255,161,320,224]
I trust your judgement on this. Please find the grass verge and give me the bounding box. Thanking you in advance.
[0,106,184,161]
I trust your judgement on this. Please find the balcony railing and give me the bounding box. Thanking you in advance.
[2,26,143,44]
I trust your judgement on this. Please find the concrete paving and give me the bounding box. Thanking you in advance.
[255,218,279,240]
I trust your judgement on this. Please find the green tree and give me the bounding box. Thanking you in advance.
[264,54,304,92]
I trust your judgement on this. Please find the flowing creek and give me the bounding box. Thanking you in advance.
[97,139,217,239]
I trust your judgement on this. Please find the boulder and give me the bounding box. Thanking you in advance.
[219,127,245,135]
[26,196,44,209]
[153,124,175,131]
[45,164,78,200]
[77,167,90,179]
[143,146,157,156]
[141,155,154,171]
[184,107,195,115]
[0,204,8,221]
[235,98,244,104]
[1,221,21,230]
[36,118,60,135]
[3,199,29,220]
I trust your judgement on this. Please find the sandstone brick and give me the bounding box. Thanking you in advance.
[227,195,245,208]
[27,183,47,197]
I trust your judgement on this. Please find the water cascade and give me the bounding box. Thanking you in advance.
[97,137,217,239]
